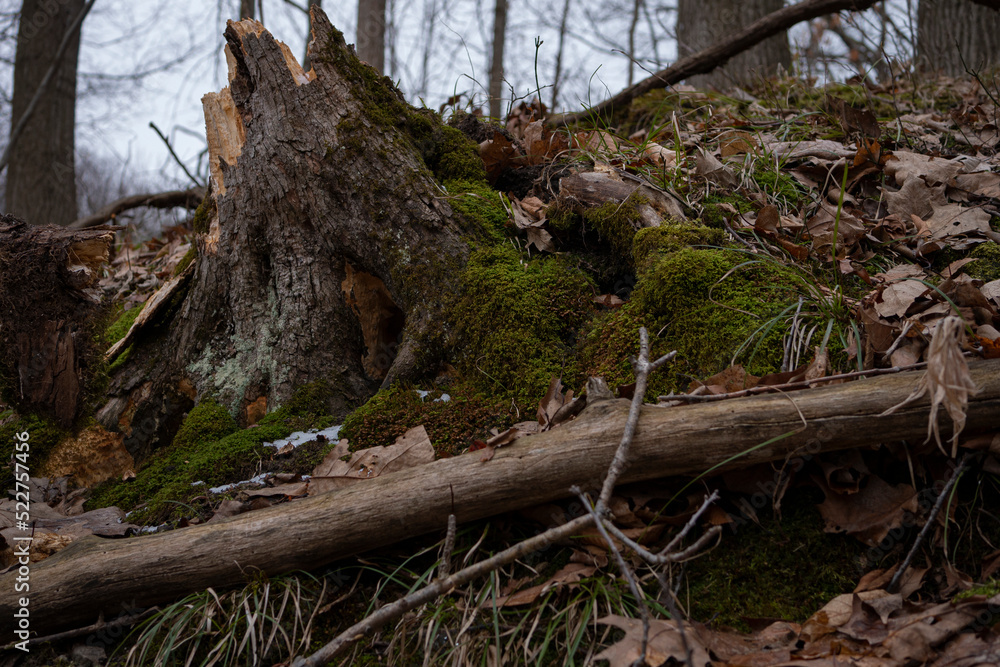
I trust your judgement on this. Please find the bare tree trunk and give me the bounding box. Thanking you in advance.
[5,0,84,226]
[239,0,254,19]
[917,0,1000,75]
[488,0,508,119]
[676,0,790,90]
[356,0,386,73]
[7,357,1000,634]
[627,0,642,87]
[95,10,477,462]
[551,0,572,111]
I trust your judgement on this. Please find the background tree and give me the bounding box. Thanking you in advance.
[5,0,88,226]
[357,0,386,73]
[676,0,791,90]
[488,0,508,119]
[916,0,1000,75]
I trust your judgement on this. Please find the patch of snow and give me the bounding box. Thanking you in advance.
[416,390,450,402]
[209,472,271,495]
[264,424,342,449]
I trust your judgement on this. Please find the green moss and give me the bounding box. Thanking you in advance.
[452,245,595,403]
[701,195,753,229]
[104,304,144,346]
[0,413,68,474]
[442,179,508,244]
[87,383,340,524]
[545,199,578,233]
[191,191,214,235]
[583,193,645,272]
[341,384,517,457]
[581,247,799,396]
[686,488,862,630]
[968,242,1000,282]
[171,399,238,450]
[632,222,726,272]
[754,165,807,209]
[173,244,198,276]
[316,28,485,185]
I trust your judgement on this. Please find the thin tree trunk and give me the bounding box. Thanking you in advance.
[551,0,572,111]
[627,0,642,87]
[488,0,508,119]
[239,0,254,19]
[356,0,386,73]
[5,0,85,226]
[6,357,1000,633]
[677,0,790,90]
[916,0,1000,75]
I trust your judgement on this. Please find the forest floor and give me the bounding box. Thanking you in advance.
[5,72,1000,665]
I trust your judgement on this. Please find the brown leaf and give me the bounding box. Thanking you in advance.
[595,615,713,667]
[308,427,435,495]
[816,475,918,546]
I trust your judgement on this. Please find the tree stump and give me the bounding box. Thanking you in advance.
[98,10,483,459]
[0,217,115,427]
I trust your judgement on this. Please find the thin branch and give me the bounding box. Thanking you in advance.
[0,0,97,174]
[548,0,879,128]
[598,327,676,510]
[888,454,977,594]
[659,362,930,404]
[149,122,205,188]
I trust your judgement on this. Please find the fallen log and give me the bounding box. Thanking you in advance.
[5,358,1000,634]
[67,187,205,230]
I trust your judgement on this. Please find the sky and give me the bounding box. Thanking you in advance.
[0,0,898,212]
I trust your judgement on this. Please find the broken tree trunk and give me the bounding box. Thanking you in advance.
[6,358,1000,634]
[96,11,478,461]
[0,218,115,427]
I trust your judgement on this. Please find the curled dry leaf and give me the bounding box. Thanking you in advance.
[880,316,978,456]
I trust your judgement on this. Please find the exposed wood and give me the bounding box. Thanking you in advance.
[548,0,879,128]
[0,217,114,426]
[67,187,206,230]
[5,358,1000,633]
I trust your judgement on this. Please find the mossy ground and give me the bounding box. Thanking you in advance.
[582,244,802,397]
[685,487,863,631]
[87,383,340,525]
[341,383,518,456]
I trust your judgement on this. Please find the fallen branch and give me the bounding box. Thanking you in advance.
[5,357,1000,634]
[67,187,205,229]
[547,0,879,128]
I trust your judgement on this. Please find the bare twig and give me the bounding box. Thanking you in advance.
[659,362,930,404]
[574,486,653,667]
[888,454,976,594]
[0,0,96,174]
[291,514,595,665]
[149,122,205,188]
[598,328,676,511]
[0,607,157,651]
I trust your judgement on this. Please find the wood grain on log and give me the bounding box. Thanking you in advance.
[6,358,1000,633]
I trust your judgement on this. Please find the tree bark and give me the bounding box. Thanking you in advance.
[6,358,1000,634]
[94,11,474,462]
[5,0,85,226]
[356,0,385,73]
[916,0,1000,76]
[677,0,790,90]
[488,0,508,119]
[0,216,115,427]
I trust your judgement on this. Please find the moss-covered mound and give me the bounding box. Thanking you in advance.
[451,245,596,403]
[582,239,801,396]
